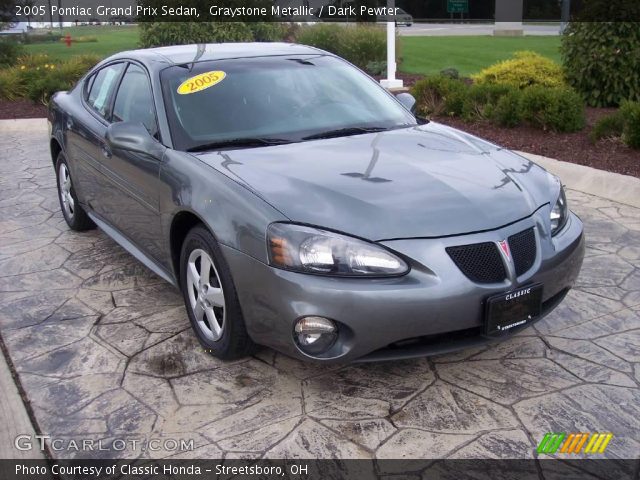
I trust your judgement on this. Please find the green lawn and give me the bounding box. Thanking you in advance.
[400,36,562,76]
[23,25,139,61]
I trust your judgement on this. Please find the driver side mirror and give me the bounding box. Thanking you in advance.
[106,122,165,159]
[395,92,417,113]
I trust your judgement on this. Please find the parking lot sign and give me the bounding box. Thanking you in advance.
[447,0,469,13]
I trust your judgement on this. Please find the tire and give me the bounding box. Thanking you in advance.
[55,152,95,231]
[179,225,255,359]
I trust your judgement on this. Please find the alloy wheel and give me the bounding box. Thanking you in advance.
[186,248,226,341]
[58,163,75,219]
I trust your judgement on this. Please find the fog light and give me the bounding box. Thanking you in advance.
[294,316,337,355]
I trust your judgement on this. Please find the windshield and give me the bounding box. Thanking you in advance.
[160,55,417,151]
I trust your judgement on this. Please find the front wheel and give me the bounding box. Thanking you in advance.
[179,225,255,359]
[55,153,95,231]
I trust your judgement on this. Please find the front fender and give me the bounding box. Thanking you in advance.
[158,150,288,268]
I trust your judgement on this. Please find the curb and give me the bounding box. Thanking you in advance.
[1,119,637,209]
[518,151,640,209]
[0,341,45,459]
[0,118,48,132]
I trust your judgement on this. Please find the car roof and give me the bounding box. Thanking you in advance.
[106,42,326,68]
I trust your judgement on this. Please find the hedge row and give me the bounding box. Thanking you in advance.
[412,76,585,133]
[138,22,291,47]
[139,22,391,74]
[294,24,392,72]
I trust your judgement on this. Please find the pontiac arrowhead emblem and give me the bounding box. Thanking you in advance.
[498,240,511,260]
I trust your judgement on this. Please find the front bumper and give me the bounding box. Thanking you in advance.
[223,208,584,363]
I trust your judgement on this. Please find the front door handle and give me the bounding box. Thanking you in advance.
[101,144,112,158]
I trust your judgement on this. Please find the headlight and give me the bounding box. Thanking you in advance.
[267,223,409,277]
[550,185,568,235]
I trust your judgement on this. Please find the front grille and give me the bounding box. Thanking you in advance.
[509,228,537,276]
[446,242,506,283]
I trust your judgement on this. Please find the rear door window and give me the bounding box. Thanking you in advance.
[86,63,124,118]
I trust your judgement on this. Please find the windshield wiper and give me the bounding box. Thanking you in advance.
[302,126,389,141]
[187,137,292,152]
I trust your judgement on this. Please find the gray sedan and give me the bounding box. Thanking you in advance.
[49,43,584,362]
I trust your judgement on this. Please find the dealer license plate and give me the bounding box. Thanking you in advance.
[484,284,543,336]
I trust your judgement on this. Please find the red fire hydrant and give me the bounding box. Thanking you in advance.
[64,34,72,47]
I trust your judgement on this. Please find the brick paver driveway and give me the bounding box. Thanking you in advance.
[1,126,639,461]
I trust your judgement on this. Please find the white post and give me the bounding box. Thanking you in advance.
[380,0,403,89]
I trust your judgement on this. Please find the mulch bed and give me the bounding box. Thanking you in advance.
[1,97,637,177]
[434,108,640,178]
[0,99,47,119]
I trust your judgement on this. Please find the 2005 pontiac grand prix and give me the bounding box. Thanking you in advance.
[48,43,585,362]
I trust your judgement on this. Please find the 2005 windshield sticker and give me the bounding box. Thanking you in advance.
[177,71,226,95]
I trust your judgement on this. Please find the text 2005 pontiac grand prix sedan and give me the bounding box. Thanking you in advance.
[49,43,584,362]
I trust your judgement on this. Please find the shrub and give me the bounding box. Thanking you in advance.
[443,85,468,117]
[439,68,459,79]
[520,86,585,132]
[547,89,586,132]
[21,32,63,44]
[248,22,290,42]
[492,89,523,127]
[337,26,388,70]
[0,39,23,67]
[294,23,340,54]
[365,60,386,76]
[295,24,392,71]
[413,76,521,121]
[590,102,640,149]
[0,54,100,103]
[412,73,585,133]
[412,77,521,121]
[56,54,101,79]
[139,22,294,48]
[472,51,565,89]
[620,101,640,149]
[464,83,515,120]
[590,111,625,142]
[0,67,24,100]
[562,22,640,106]
[411,75,468,117]
[139,22,264,48]
[16,53,55,68]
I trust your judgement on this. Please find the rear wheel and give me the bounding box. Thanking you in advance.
[55,153,95,231]
[180,225,255,359]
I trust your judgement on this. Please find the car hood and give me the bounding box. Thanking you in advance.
[195,122,555,240]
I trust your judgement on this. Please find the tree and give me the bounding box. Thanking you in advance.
[561,0,640,106]
[0,0,17,29]
[20,0,35,27]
